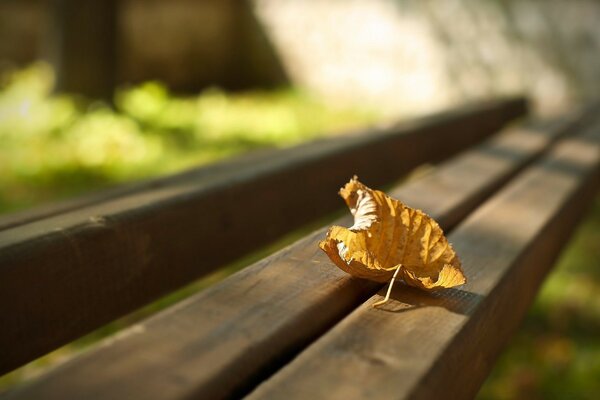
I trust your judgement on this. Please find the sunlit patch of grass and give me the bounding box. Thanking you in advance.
[0,63,380,214]
[478,195,600,400]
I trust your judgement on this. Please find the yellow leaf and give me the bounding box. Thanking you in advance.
[319,176,466,306]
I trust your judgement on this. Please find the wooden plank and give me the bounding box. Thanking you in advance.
[6,111,591,399]
[0,97,526,231]
[0,99,527,373]
[247,125,600,399]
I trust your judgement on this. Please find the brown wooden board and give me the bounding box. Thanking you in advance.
[0,99,527,373]
[5,110,593,399]
[0,97,526,231]
[247,125,600,400]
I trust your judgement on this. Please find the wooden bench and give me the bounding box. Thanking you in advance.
[1,97,598,399]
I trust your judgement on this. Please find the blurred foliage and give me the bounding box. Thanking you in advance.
[478,195,600,400]
[0,62,379,214]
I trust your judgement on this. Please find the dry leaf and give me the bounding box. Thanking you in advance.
[319,176,466,306]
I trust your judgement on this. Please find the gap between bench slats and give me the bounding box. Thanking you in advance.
[0,97,526,232]
[6,109,594,400]
[0,98,527,374]
[247,121,600,400]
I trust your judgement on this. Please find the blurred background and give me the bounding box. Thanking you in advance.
[0,0,599,398]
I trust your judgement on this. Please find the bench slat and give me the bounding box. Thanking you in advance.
[6,111,591,399]
[0,98,526,374]
[247,124,600,400]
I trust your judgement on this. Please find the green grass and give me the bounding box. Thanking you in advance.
[0,62,379,214]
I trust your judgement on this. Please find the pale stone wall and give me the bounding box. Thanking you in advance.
[255,0,600,116]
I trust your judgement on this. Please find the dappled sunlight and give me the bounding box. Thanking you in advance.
[0,63,76,138]
[118,81,378,145]
[66,110,163,169]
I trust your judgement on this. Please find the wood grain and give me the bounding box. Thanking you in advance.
[5,111,591,399]
[247,124,600,400]
[0,98,527,374]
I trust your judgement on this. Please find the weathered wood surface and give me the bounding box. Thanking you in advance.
[247,125,600,399]
[6,111,593,399]
[0,97,525,232]
[0,98,527,374]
